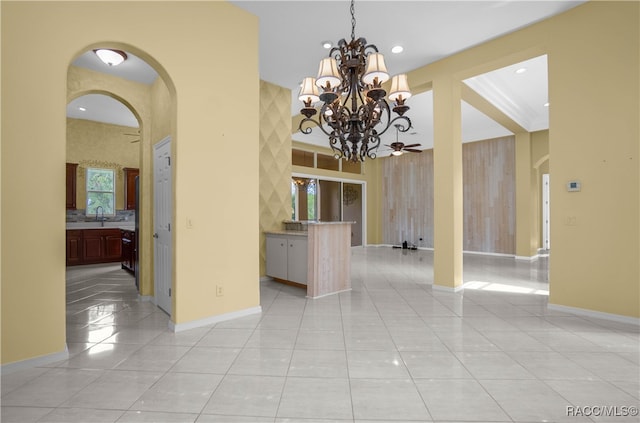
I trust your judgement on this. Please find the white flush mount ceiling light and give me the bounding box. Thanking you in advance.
[298,0,412,162]
[93,49,128,66]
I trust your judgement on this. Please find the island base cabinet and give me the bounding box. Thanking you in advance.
[287,237,308,284]
[265,234,308,285]
[266,236,288,280]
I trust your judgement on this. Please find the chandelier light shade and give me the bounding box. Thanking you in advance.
[362,53,389,85]
[94,49,128,66]
[299,77,320,106]
[298,0,412,162]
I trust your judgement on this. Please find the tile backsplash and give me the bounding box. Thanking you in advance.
[66,209,135,223]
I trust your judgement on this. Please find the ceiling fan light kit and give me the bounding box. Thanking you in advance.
[385,124,422,156]
[298,0,412,163]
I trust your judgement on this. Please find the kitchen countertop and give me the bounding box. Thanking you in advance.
[66,222,135,230]
[264,230,308,237]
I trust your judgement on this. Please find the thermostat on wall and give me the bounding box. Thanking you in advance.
[566,180,581,192]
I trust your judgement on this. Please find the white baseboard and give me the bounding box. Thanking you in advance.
[548,303,640,326]
[369,244,523,258]
[432,283,464,293]
[2,347,69,375]
[464,250,514,258]
[515,255,539,261]
[138,295,154,302]
[169,306,262,333]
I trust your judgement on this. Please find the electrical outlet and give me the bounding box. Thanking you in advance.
[216,285,224,297]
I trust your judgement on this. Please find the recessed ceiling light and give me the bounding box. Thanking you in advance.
[78,107,86,112]
[544,102,550,107]
[515,67,527,74]
[93,49,127,66]
[322,41,332,49]
[391,45,404,54]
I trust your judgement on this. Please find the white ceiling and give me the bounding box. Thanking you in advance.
[67,0,585,153]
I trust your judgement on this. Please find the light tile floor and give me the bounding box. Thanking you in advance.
[2,247,639,422]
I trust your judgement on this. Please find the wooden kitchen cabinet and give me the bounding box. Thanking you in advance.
[123,168,139,210]
[66,163,78,209]
[121,229,136,274]
[66,229,123,266]
[66,230,83,266]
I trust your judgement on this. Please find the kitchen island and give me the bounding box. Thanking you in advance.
[265,221,352,299]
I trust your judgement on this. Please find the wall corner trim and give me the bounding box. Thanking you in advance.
[547,303,640,326]
[1,347,70,375]
[169,306,262,333]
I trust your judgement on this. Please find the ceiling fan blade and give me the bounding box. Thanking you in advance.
[402,143,421,148]
[403,148,422,153]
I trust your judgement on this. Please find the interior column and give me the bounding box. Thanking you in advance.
[432,74,463,290]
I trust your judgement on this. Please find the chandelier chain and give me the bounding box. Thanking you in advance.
[350,0,356,41]
[297,0,413,162]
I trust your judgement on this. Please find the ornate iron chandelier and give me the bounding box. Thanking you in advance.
[298,0,412,163]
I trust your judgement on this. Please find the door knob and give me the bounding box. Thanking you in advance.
[153,233,159,238]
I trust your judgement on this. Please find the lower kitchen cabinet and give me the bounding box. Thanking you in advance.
[66,230,83,266]
[265,233,308,285]
[66,228,123,266]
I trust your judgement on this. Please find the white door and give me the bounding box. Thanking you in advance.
[542,173,550,250]
[154,137,172,315]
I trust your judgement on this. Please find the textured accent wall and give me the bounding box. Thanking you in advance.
[382,136,515,254]
[463,136,515,254]
[259,80,292,275]
[382,149,435,247]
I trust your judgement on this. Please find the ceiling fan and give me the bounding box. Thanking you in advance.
[123,131,140,143]
[385,124,422,156]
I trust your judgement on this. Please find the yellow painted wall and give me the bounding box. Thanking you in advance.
[546,2,638,317]
[1,1,259,365]
[66,118,140,212]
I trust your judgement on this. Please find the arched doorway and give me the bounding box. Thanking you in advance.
[66,45,177,344]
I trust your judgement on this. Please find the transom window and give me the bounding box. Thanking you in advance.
[86,168,115,215]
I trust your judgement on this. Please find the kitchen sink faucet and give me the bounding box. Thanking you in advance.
[96,206,105,226]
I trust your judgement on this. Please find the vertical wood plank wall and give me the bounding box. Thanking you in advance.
[382,149,435,247]
[382,136,515,254]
